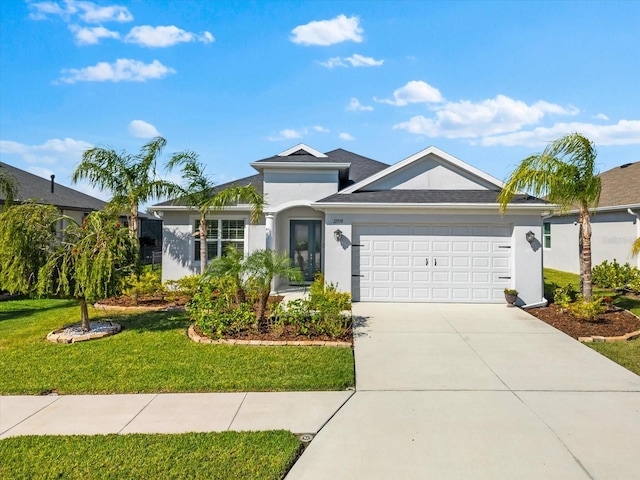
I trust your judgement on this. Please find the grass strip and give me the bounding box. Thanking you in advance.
[0,431,301,480]
[0,299,355,394]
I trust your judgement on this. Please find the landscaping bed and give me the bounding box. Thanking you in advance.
[526,302,640,340]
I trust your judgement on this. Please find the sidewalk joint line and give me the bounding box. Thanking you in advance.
[226,392,248,431]
[117,394,158,434]
[0,395,62,436]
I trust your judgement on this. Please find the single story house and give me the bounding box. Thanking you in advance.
[0,162,163,264]
[543,161,640,273]
[151,144,550,306]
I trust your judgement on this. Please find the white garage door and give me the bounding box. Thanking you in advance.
[352,224,512,302]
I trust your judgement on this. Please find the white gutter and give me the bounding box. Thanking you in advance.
[547,203,640,216]
[522,298,549,309]
[312,202,550,211]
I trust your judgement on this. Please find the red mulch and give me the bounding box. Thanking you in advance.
[526,303,640,339]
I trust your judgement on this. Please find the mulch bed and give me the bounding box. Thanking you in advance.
[192,323,353,344]
[96,295,190,308]
[526,303,640,339]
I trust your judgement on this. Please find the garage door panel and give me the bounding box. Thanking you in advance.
[353,224,512,303]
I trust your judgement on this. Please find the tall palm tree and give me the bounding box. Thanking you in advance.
[498,133,601,299]
[0,165,18,211]
[72,136,180,240]
[167,153,264,274]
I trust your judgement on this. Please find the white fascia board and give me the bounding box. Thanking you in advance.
[339,146,505,194]
[546,203,640,216]
[149,205,252,213]
[277,143,327,157]
[250,162,350,170]
[312,202,550,212]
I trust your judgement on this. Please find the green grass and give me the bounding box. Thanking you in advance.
[543,268,640,376]
[0,431,301,480]
[0,298,354,394]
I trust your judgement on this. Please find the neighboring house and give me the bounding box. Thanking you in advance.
[151,144,550,306]
[0,162,163,264]
[543,161,640,273]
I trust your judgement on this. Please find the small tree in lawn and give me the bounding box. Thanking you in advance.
[498,133,601,299]
[0,202,58,294]
[37,211,138,331]
[245,249,302,328]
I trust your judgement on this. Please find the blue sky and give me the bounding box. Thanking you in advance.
[1,0,639,205]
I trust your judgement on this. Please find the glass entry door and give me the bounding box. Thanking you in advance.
[290,220,322,282]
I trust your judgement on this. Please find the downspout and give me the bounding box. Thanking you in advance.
[628,208,640,269]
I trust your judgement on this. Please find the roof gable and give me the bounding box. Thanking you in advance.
[340,146,504,194]
[277,143,327,158]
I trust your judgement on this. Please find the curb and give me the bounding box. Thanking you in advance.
[187,324,352,348]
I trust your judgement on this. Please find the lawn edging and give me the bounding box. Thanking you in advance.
[187,324,352,348]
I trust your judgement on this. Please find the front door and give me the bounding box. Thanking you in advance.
[290,220,322,282]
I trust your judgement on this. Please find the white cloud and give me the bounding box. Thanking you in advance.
[125,25,214,47]
[376,80,444,106]
[0,137,93,165]
[339,132,355,141]
[128,120,160,138]
[594,113,610,121]
[291,14,363,46]
[481,120,640,147]
[60,58,175,83]
[69,25,120,45]
[29,1,133,23]
[313,125,329,133]
[347,97,373,111]
[394,94,578,138]
[320,53,383,68]
[267,129,303,141]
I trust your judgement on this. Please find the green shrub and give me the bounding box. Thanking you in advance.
[569,295,605,321]
[121,271,163,305]
[164,274,202,299]
[553,283,578,308]
[309,274,352,312]
[592,259,640,289]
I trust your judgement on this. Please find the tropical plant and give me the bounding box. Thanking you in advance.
[121,270,164,305]
[166,153,264,273]
[591,259,640,289]
[204,244,248,304]
[72,136,181,241]
[0,202,58,294]
[244,249,302,326]
[632,237,640,257]
[498,133,601,299]
[0,164,18,211]
[37,211,138,331]
[568,294,605,321]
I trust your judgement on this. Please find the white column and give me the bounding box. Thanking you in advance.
[265,214,276,250]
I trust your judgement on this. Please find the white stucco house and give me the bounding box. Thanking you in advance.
[543,161,640,273]
[151,144,550,306]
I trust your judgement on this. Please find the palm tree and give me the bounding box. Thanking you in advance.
[245,249,302,328]
[0,165,18,211]
[632,238,640,257]
[204,244,248,304]
[72,136,180,240]
[498,133,601,299]
[167,153,264,274]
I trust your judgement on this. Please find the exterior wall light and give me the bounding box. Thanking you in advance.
[334,229,343,242]
[525,230,536,243]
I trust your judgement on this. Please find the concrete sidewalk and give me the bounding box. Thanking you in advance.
[0,391,352,438]
[286,303,640,480]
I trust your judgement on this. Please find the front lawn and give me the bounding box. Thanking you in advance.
[543,268,640,376]
[0,431,301,480]
[0,299,354,394]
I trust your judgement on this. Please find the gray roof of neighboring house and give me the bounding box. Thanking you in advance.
[597,161,640,207]
[153,149,389,207]
[317,189,546,204]
[0,161,107,211]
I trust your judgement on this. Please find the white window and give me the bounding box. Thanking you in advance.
[543,222,551,248]
[194,219,245,261]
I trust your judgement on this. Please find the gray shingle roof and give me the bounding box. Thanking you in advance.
[597,161,640,207]
[153,173,263,207]
[0,162,106,211]
[317,189,547,204]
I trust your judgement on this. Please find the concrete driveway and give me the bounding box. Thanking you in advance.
[286,304,640,480]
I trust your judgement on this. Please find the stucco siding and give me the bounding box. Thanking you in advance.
[263,170,339,208]
[544,210,640,273]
